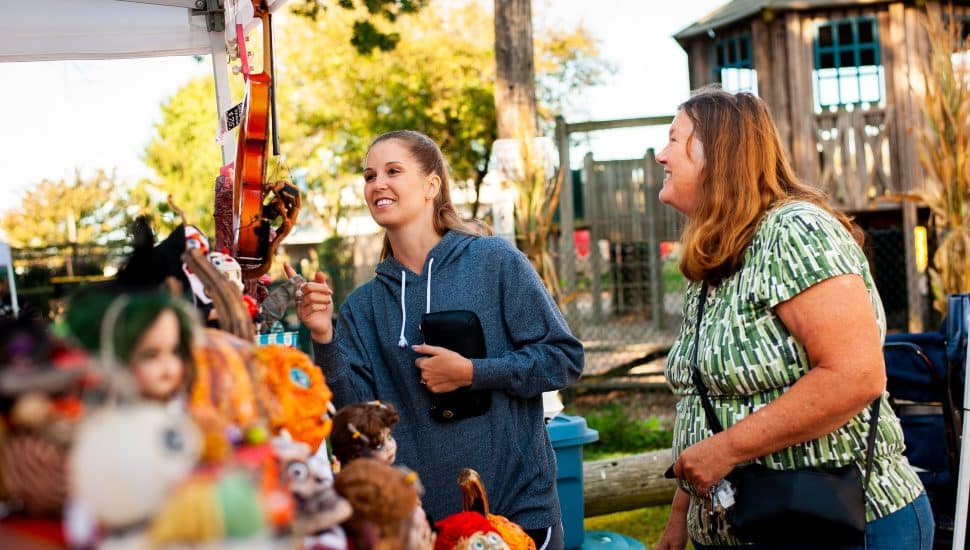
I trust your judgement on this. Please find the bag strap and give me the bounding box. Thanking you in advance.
[689,282,882,492]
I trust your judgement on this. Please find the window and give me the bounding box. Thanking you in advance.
[813,17,884,110]
[712,34,758,94]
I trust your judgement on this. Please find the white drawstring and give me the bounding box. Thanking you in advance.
[398,257,434,349]
[425,257,434,314]
[398,270,408,348]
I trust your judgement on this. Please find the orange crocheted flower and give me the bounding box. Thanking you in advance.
[251,344,332,449]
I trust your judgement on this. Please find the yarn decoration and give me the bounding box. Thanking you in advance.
[251,344,332,450]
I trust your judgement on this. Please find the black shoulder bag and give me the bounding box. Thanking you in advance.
[689,283,880,544]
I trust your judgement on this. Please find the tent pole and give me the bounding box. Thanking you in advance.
[209,28,235,166]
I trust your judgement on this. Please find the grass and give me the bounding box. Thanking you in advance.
[584,506,674,547]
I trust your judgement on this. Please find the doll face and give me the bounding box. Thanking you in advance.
[130,309,184,401]
[371,428,397,465]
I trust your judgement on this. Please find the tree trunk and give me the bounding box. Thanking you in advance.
[493,0,537,140]
[583,449,678,517]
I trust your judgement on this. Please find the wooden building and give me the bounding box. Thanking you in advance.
[675,0,970,331]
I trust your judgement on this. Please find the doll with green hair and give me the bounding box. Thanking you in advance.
[63,289,200,402]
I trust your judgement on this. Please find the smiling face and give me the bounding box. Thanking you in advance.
[657,110,705,217]
[130,309,184,401]
[363,139,439,231]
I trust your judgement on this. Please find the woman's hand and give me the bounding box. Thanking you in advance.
[411,344,473,393]
[656,489,690,550]
[284,263,335,343]
[670,433,739,495]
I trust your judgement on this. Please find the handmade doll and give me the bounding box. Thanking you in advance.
[251,343,334,451]
[0,317,91,518]
[69,402,203,549]
[272,433,352,549]
[333,458,433,550]
[454,468,534,550]
[63,290,199,403]
[330,401,399,468]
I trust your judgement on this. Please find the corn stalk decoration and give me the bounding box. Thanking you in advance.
[913,7,970,315]
[502,135,564,305]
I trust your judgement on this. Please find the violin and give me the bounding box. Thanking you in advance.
[233,2,272,275]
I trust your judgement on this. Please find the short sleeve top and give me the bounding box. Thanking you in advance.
[665,201,924,545]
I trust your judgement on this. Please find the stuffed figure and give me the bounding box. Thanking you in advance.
[251,344,334,451]
[456,468,534,550]
[0,317,91,518]
[333,458,433,550]
[272,433,352,548]
[330,400,399,468]
[188,328,265,462]
[69,402,202,549]
[434,512,507,550]
[434,468,534,550]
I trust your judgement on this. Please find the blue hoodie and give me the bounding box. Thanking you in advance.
[313,230,584,528]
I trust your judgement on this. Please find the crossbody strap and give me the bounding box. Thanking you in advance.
[689,282,881,492]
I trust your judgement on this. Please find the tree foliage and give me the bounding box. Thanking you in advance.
[141,75,224,235]
[1,169,128,248]
[278,0,608,229]
[288,0,426,53]
[141,1,609,236]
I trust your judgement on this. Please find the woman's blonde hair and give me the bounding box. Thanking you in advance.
[366,130,476,260]
[676,88,862,283]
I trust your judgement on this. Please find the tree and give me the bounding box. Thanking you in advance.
[141,75,224,236]
[494,0,537,140]
[1,169,128,249]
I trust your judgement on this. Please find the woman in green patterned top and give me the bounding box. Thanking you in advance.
[654,89,931,550]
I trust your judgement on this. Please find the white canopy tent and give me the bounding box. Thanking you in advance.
[0,0,288,164]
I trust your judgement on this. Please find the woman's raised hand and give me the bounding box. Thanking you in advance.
[284,263,335,343]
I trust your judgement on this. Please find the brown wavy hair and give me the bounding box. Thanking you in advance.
[330,401,400,466]
[366,130,477,260]
[676,88,862,283]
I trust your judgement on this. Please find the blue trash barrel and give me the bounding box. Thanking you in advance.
[547,413,599,550]
[583,530,646,549]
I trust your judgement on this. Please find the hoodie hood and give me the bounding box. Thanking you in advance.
[373,231,477,348]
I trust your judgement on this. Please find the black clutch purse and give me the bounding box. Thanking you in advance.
[420,310,491,422]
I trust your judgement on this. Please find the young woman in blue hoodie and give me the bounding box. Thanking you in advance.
[288,129,584,549]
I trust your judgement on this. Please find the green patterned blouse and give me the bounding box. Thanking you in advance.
[665,201,924,546]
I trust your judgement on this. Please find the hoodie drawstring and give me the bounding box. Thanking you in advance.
[397,257,434,349]
[425,257,434,314]
[398,270,408,348]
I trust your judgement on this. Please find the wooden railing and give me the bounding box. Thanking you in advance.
[814,106,895,211]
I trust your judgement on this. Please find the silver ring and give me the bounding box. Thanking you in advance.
[420,379,427,386]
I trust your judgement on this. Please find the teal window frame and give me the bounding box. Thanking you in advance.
[711,33,758,94]
[813,16,884,109]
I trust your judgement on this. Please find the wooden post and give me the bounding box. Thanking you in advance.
[644,149,664,330]
[785,12,820,185]
[583,152,602,323]
[889,2,926,331]
[556,115,577,323]
[583,449,678,517]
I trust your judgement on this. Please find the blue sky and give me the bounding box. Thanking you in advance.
[0,0,724,215]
